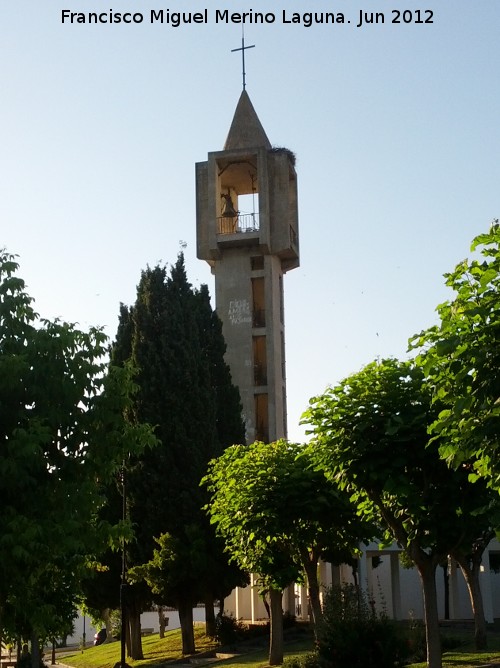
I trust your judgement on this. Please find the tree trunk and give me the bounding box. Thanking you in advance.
[268,588,284,666]
[158,606,167,639]
[413,555,442,668]
[123,594,131,660]
[302,555,322,639]
[30,632,41,668]
[128,605,144,660]
[178,599,195,655]
[261,590,271,619]
[204,595,217,638]
[454,555,488,650]
[103,607,113,638]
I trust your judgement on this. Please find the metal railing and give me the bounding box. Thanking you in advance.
[217,213,259,235]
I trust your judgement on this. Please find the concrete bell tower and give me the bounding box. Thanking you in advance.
[196,90,299,444]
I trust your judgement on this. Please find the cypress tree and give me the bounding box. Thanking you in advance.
[111,254,245,655]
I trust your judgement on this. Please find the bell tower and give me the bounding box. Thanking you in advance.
[196,90,299,443]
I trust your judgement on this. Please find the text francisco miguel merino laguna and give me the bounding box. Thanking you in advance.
[61,8,396,27]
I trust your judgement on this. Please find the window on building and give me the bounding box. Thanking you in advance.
[252,277,265,327]
[253,336,267,386]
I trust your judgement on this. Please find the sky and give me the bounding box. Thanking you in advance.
[2,0,499,442]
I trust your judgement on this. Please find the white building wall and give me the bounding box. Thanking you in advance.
[67,538,500,647]
[491,565,500,617]
[67,608,206,647]
[222,539,500,625]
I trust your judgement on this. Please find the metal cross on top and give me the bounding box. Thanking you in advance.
[231,31,255,91]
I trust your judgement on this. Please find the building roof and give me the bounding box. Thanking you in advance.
[224,90,272,151]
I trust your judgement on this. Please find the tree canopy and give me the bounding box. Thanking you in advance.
[203,439,373,663]
[410,222,500,485]
[0,250,154,659]
[302,358,483,668]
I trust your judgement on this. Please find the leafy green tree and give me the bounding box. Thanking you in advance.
[203,439,372,663]
[450,541,492,649]
[0,250,154,665]
[410,222,500,484]
[79,483,123,638]
[111,255,245,656]
[409,222,500,650]
[130,527,209,653]
[446,479,500,649]
[204,441,300,666]
[303,358,480,668]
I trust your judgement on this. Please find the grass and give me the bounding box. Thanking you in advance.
[409,650,500,667]
[406,627,500,668]
[60,626,219,668]
[209,637,313,668]
[407,641,500,667]
[58,625,500,668]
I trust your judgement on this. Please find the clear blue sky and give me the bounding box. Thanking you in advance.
[2,1,499,442]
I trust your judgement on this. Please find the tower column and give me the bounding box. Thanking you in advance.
[196,90,299,445]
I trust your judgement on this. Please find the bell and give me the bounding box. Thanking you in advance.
[221,193,237,218]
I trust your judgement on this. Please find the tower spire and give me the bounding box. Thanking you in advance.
[231,29,255,91]
[224,90,271,150]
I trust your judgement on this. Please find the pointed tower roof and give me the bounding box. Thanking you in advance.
[224,90,272,150]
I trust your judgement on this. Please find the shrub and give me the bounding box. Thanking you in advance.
[405,611,426,663]
[283,652,320,668]
[316,584,410,668]
[440,634,466,651]
[403,614,466,663]
[214,613,248,645]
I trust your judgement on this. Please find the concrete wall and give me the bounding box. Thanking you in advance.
[225,539,500,625]
[67,608,206,647]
